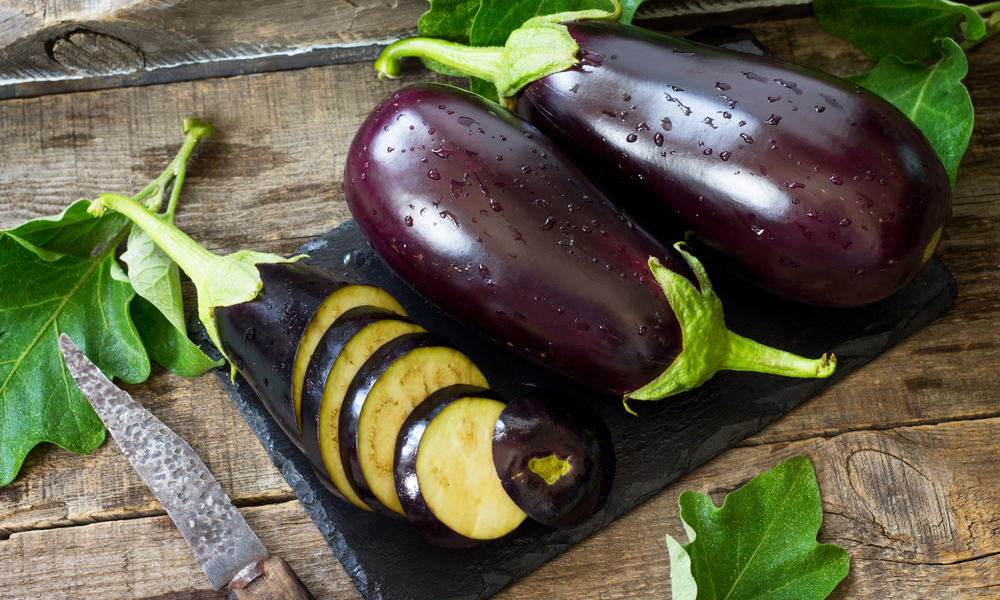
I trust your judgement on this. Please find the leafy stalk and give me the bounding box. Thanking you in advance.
[87,193,293,365]
[0,119,217,486]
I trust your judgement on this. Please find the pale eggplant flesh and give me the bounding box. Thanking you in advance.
[340,332,489,516]
[395,385,526,547]
[299,306,411,503]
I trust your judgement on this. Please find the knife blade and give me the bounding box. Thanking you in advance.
[59,334,315,600]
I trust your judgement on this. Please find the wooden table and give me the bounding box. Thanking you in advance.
[1,1,997,598]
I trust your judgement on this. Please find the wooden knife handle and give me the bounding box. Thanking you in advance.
[228,556,316,600]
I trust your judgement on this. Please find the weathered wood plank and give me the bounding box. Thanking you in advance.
[0,0,814,99]
[3,417,998,599]
[1,16,998,540]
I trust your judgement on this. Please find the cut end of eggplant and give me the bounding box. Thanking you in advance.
[493,390,614,528]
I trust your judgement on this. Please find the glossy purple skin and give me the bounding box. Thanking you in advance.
[216,262,349,446]
[344,83,685,395]
[517,21,951,307]
[300,305,411,496]
[492,390,614,528]
[394,384,502,548]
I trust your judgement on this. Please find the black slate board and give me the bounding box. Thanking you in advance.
[214,219,955,600]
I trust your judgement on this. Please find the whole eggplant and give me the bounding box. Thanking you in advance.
[343,82,833,401]
[376,16,951,307]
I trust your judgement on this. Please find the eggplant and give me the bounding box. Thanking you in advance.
[299,306,416,509]
[375,14,951,307]
[340,332,489,515]
[492,390,614,528]
[343,82,834,402]
[395,385,526,546]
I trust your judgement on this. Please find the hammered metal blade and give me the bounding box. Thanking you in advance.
[59,334,269,590]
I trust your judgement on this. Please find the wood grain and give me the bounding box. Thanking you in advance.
[0,0,813,99]
[0,9,998,600]
[2,418,997,599]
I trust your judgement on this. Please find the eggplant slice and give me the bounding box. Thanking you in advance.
[312,317,427,510]
[291,284,406,434]
[396,385,526,545]
[492,390,614,528]
[341,333,489,516]
[300,306,416,506]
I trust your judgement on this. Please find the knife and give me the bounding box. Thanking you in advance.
[59,334,316,600]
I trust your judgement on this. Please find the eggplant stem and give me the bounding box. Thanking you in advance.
[376,39,504,82]
[622,243,835,412]
[374,2,621,100]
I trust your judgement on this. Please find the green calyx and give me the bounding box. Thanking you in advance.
[87,187,293,366]
[375,2,621,105]
[624,243,836,413]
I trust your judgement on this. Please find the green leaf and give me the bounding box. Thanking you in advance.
[7,199,128,259]
[618,0,645,24]
[419,0,484,77]
[0,231,150,486]
[666,456,849,600]
[848,37,972,185]
[131,296,221,378]
[122,222,186,331]
[814,0,985,62]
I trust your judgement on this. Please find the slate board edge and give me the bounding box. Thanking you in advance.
[210,218,956,600]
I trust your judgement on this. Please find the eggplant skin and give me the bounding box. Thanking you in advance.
[492,390,614,528]
[344,82,686,395]
[517,21,951,307]
[215,262,349,444]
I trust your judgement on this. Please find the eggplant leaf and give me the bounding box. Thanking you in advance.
[848,37,972,185]
[0,228,150,487]
[122,222,186,331]
[665,456,849,600]
[131,296,221,377]
[8,199,128,259]
[419,0,483,77]
[813,0,985,62]
[121,220,220,374]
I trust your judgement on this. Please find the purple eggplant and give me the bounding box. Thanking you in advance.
[213,262,349,445]
[375,14,951,307]
[343,82,834,403]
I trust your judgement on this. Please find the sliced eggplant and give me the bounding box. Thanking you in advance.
[291,283,407,434]
[396,385,526,546]
[299,306,414,504]
[314,317,427,510]
[215,262,351,444]
[341,333,489,516]
[492,390,614,528]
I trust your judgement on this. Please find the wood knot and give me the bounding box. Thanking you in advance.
[847,448,954,545]
[47,29,144,76]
